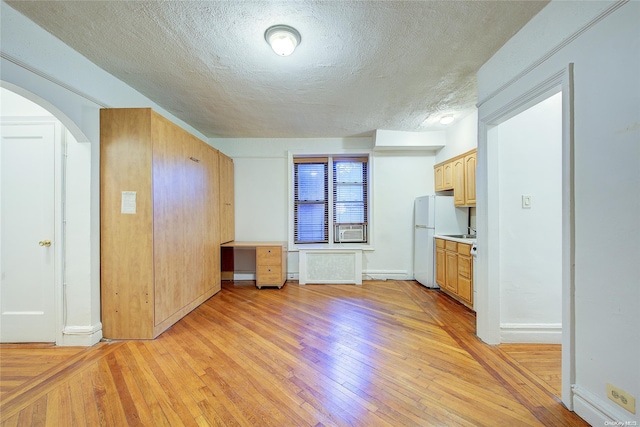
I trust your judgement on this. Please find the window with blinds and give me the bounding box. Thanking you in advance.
[333,157,368,227]
[293,158,329,243]
[293,155,369,245]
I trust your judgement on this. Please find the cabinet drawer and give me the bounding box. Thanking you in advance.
[257,266,282,285]
[458,255,472,279]
[445,240,458,251]
[458,276,472,304]
[457,243,472,256]
[435,238,445,248]
[256,246,281,265]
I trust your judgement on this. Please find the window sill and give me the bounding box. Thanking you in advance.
[288,243,374,252]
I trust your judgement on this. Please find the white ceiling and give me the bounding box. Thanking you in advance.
[6,0,548,138]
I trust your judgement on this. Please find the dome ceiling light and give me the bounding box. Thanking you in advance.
[439,115,455,125]
[264,25,301,56]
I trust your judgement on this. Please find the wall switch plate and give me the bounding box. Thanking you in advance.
[607,382,636,414]
[522,195,532,209]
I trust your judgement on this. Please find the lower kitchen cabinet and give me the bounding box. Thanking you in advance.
[435,238,474,309]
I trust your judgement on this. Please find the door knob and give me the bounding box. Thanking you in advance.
[39,240,52,247]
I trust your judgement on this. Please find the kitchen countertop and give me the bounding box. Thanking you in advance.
[434,234,477,244]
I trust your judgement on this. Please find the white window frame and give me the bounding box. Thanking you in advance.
[287,151,374,251]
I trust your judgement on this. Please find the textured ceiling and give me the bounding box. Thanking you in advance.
[6,1,548,138]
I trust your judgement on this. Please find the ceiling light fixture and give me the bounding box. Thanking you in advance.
[439,115,455,125]
[265,25,301,56]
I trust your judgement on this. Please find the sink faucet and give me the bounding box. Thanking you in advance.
[468,227,476,236]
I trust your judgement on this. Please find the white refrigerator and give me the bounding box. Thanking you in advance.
[413,195,467,288]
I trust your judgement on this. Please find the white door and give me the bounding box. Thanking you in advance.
[1,123,56,342]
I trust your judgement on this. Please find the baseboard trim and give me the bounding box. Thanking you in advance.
[363,270,411,281]
[60,323,103,346]
[572,384,637,425]
[500,323,562,344]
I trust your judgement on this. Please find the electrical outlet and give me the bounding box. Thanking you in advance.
[607,383,636,414]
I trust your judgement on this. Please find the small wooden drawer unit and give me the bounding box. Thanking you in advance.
[256,246,287,289]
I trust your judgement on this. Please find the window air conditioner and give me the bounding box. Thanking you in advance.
[335,224,366,243]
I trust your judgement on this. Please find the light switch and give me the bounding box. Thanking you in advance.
[522,195,532,209]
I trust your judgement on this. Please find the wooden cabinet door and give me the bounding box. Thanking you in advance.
[434,165,444,192]
[443,162,453,190]
[445,251,458,293]
[219,154,234,244]
[435,246,446,287]
[457,254,473,305]
[453,158,465,206]
[203,146,221,295]
[153,114,189,325]
[464,152,476,206]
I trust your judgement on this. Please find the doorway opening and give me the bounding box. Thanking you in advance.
[494,91,563,399]
[477,65,575,409]
[1,87,65,343]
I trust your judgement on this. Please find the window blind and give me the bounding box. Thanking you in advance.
[333,157,368,227]
[294,158,328,243]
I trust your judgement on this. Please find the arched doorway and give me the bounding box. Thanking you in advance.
[0,83,99,345]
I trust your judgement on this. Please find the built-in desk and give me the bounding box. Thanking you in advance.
[220,241,288,289]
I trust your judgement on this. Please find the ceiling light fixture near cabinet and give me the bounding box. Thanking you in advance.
[265,25,301,56]
[439,115,455,125]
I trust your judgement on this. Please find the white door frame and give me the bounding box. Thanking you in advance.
[1,117,65,343]
[475,65,575,409]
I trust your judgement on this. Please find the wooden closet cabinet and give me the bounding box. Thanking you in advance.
[100,108,221,339]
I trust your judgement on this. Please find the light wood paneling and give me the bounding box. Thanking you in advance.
[0,281,586,426]
[100,108,155,339]
[204,145,221,296]
[219,153,234,244]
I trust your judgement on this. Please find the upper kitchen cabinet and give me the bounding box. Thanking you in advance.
[463,151,477,205]
[452,157,466,206]
[435,162,454,191]
[434,148,477,207]
[219,152,235,244]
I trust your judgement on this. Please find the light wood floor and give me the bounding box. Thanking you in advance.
[0,280,586,426]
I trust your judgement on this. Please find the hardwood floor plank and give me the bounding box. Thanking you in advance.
[0,280,588,426]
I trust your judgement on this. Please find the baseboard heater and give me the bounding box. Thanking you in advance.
[298,249,362,285]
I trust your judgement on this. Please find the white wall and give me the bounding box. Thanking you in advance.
[477,1,640,424]
[497,92,562,343]
[1,2,211,345]
[436,110,478,163]
[1,88,52,116]
[211,137,436,280]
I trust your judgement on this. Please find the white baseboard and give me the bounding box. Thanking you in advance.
[572,384,639,426]
[59,323,102,346]
[500,323,562,344]
[363,270,411,281]
[233,273,256,281]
